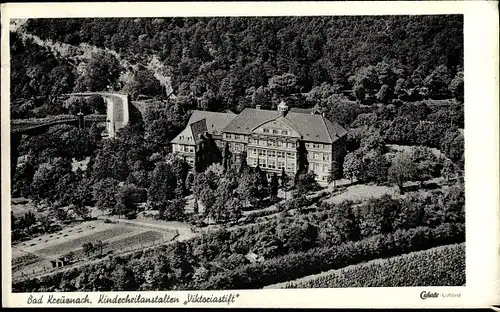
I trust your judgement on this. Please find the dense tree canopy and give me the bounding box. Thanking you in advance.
[12,15,463,116]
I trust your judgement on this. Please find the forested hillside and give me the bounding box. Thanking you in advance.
[11,16,465,292]
[12,15,463,117]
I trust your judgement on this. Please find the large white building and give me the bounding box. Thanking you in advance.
[172,101,348,184]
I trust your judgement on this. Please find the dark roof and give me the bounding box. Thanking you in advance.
[190,119,208,144]
[222,108,348,144]
[223,108,278,134]
[187,110,238,136]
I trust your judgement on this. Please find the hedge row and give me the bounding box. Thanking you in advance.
[195,222,465,290]
[281,243,465,288]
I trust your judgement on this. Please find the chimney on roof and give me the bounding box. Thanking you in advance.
[277,100,289,117]
[256,104,261,110]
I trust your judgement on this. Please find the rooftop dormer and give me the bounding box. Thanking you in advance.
[277,100,289,117]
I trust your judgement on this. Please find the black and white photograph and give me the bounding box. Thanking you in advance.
[1,1,498,309]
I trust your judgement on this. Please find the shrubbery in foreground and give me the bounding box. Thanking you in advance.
[280,243,465,288]
[195,222,464,290]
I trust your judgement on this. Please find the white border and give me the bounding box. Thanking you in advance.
[1,1,499,308]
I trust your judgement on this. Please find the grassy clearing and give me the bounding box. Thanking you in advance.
[268,243,465,289]
[324,184,396,204]
[11,198,37,218]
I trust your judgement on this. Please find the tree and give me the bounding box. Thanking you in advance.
[357,195,401,237]
[251,86,272,109]
[63,96,93,115]
[343,151,363,183]
[115,184,140,219]
[30,157,78,205]
[411,146,439,187]
[111,265,137,291]
[270,173,279,200]
[327,160,342,187]
[94,240,107,256]
[148,161,177,206]
[440,129,464,168]
[74,50,122,92]
[388,152,417,194]
[349,65,378,103]
[227,197,243,222]
[362,150,390,184]
[161,198,186,221]
[322,95,362,128]
[295,140,309,180]
[122,67,162,98]
[448,70,464,102]
[236,169,259,206]
[268,73,299,97]
[199,187,216,219]
[441,159,457,182]
[222,142,232,173]
[280,168,290,189]
[294,171,319,196]
[92,177,120,211]
[82,242,95,257]
[376,84,393,104]
[423,65,452,99]
[73,203,90,220]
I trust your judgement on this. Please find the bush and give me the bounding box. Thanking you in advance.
[195,222,465,290]
[282,243,465,288]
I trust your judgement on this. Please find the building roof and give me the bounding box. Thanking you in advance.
[187,110,237,137]
[222,108,348,144]
[289,104,321,115]
[223,108,278,135]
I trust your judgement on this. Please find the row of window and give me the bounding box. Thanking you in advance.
[248,148,296,159]
[248,157,296,172]
[309,162,330,173]
[308,152,331,161]
[173,144,195,153]
[262,128,289,136]
[248,138,296,148]
[228,142,245,152]
[178,135,192,141]
[224,133,246,140]
[305,142,331,150]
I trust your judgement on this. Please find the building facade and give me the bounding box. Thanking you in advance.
[172,102,348,185]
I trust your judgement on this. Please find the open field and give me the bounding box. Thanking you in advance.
[12,219,178,280]
[324,184,396,204]
[265,243,465,289]
[35,226,136,257]
[11,198,37,218]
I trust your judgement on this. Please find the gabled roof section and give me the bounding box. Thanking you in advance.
[222,108,277,134]
[171,124,194,145]
[188,110,238,136]
[222,107,348,143]
[250,115,301,137]
[323,117,349,142]
[285,112,347,143]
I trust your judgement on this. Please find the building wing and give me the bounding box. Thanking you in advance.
[187,110,238,137]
